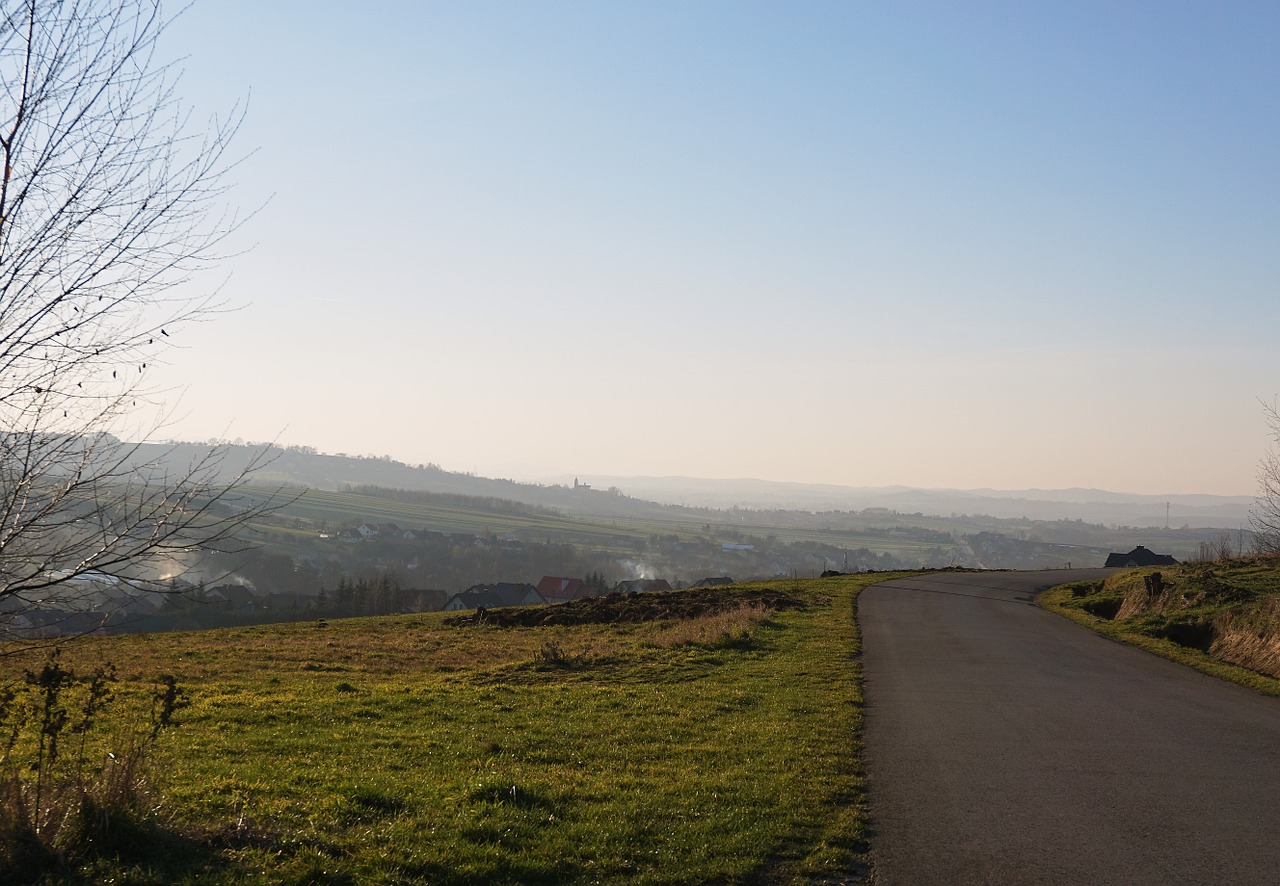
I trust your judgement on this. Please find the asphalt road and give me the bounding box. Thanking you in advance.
[860,569,1280,885]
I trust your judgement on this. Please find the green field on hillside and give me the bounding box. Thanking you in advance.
[240,485,970,560]
[0,575,891,884]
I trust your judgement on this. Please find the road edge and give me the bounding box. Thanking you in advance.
[1037,577,1280,698]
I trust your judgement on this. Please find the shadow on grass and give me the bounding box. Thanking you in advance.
[0,817,258,885]
[338,785,410,825]
[465,781,558,813]
[734,825,869,886]
[388,857,585,886]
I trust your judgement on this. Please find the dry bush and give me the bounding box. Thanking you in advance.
[1190,533,1231,564]
[0,651,186,877]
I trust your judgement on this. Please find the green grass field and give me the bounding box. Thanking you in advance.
[1,574,893,884]
[238,485,955,560]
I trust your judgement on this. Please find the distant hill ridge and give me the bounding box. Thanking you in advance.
[572,475,1254,528]
[134,441,1254,528]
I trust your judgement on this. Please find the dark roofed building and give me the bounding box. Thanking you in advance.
[402,588,452,612]
[206,584,259,610]
[690,576,736,588]
[443,583,544,612]
[615,579,673,594]
[536,576,595,604]
[1104,545,1179,568]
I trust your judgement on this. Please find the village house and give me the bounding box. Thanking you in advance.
[1104,545,1179,568]
[443,583,544,612]
[21,610,108,638]
[690,576,736,588]
[205,584,260,615]
[615,579,672,594]
[536,576,595,604]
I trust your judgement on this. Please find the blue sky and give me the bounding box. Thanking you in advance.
[150,1,1279,495]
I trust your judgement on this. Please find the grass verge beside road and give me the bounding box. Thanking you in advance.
[0,573,892,884]
[1039,561,1280,698]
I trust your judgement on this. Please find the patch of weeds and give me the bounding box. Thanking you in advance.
[531,641,574,668]
[0,650,188,880]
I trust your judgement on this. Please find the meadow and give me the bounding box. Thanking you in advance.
[0,574,891,884]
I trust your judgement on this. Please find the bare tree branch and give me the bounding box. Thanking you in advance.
[0,0,283,640]
[1251,399,1280,556]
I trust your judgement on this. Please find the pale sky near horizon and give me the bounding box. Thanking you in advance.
[146,1,1278,496]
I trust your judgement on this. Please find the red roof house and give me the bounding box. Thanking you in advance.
[536,576,595,604]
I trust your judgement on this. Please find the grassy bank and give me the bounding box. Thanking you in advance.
[0,574,892,884]
[1040,559,1280,697]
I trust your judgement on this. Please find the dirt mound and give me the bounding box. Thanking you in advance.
[444,587,807,628]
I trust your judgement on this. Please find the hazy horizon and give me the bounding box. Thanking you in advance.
[153,437,1259,510]
[144,2,1275,498]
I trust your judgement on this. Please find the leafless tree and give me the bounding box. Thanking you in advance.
[0,0,280,636]
[1251,400,1280,556]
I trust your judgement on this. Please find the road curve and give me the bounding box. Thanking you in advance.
[860,569,1280,885]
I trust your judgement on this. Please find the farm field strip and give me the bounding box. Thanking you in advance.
[237,487,949,557]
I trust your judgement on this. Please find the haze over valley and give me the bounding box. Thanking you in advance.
[11,439,1237,636]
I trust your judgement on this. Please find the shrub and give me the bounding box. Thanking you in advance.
[531,640,577,668]
[0,649,187,877]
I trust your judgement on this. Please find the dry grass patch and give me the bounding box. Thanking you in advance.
[1210,596,1280,677]
[648,602,774,649]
